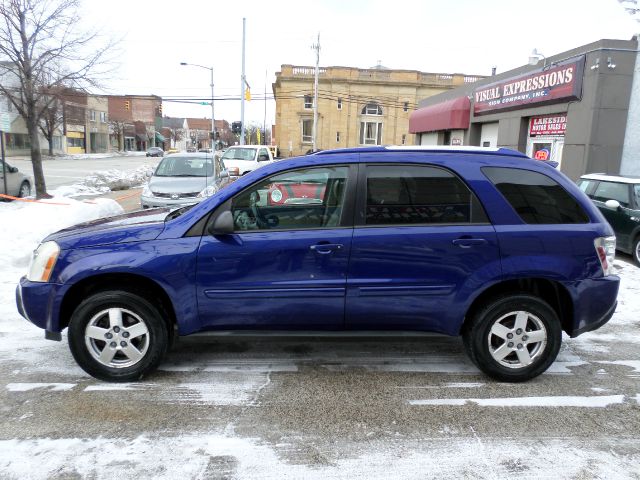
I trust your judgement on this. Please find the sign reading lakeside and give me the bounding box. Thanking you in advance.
[474,57,585,115]
[529,114,567,136]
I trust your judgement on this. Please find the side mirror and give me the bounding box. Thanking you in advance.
[605,199,621,210]
[219,170,229,179]
[207,209,234,235]
[8,166,18,173]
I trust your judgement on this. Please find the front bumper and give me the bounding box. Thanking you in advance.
[16,276,66,341]
[140,194,202,209]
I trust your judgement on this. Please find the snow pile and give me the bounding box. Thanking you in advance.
[49,164,154,197]
[44,151,147,161]
[0,197,123,277]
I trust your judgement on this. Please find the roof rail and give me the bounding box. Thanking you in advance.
[314,145,528,158]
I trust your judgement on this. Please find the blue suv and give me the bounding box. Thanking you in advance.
[16,146,619,382]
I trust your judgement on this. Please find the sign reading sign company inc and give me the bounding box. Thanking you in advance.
[474,56,585,115]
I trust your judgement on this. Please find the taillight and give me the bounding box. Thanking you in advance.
[594,236,616,276]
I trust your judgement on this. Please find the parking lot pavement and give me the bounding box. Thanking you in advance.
[1,262,639,478]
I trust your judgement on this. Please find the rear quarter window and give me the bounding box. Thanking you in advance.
[482,167,589,224]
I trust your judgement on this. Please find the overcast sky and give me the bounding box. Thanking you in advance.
[83,0,639,127]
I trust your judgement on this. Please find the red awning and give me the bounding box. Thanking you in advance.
[409,96,471,133]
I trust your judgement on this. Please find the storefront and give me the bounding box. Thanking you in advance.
[409,38,638,180]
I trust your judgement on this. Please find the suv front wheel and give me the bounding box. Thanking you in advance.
[463,294,562,382]
[68,291,169,382]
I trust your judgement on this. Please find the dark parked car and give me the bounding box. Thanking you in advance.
[146,147,164,157]
[578,173,640,264]
[17,146,619,383]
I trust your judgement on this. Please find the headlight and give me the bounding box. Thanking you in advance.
[27,241,60,282]
[197,185,218,198]
[142,185,152,197]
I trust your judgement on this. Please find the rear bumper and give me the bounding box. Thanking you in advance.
[568,275,620,337]
[16,276,66,340]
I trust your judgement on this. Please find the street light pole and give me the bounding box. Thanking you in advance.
[180,62,217,180]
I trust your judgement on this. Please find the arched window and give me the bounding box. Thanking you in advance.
[361,102,383,116]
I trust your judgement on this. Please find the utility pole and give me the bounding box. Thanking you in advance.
[240,17,247,145]
[263,69,267,145]
[312,32,320,152]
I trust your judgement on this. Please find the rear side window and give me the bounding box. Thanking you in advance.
[592,181,630,208]
[365,165,488,225]
[482,167,589,224]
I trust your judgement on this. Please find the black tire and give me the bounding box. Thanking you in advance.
[18,181,31,198]
[463,294,562,382]
[68,290,169,382]
[633,237,640,266]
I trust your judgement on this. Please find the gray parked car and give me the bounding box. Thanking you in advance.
[0,160,31,198]
[141,153,230,209]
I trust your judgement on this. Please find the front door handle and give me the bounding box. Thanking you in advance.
[452,238,488,248]
[310,243,343,254]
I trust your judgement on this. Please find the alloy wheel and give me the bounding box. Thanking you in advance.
[84,308,150,368]
[487,310,547,369]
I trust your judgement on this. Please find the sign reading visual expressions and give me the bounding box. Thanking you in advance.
[529,115,567,136]
[474,57,585,115]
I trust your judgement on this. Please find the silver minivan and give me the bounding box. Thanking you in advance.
[0,160,31,198]
[141,153,230,209]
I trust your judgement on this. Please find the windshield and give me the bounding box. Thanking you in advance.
[154,157,213,177]
[221,148,257,161]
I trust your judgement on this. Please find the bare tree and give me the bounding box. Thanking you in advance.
[170,128,183,148]
[0,0,116,198]
[38,86,64,156]
[109,119,126,151]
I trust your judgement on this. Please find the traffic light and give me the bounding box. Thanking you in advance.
[158,104,163,115]
[244,87,251,101]
[124,100,130,111]
[232,121,242,134]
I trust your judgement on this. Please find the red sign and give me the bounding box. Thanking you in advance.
[474,57,584,115]
[529,115,567,136]
[534,148,550,160]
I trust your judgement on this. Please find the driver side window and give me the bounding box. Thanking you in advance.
[231,166,349,231]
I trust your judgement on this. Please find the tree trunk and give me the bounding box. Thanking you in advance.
[27,115,49,198]
[47,135,53,156]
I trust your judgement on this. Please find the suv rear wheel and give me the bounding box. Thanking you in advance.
[68,291,169,382]
[463,294,562,382]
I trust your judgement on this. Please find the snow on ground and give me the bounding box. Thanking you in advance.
[46,151,147,161]
[48,164,154,197]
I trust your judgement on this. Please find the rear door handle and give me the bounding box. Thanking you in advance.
[310,243,343,254]
[452,238,488,248]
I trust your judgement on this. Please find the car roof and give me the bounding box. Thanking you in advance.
[314,145,529,159]
[580,173,640,184]
[164,152,213,158]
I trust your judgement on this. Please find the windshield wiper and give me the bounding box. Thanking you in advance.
[165,204,195,221]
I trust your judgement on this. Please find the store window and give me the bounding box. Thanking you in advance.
[337,98,342,110]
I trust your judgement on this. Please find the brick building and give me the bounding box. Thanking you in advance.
[107,95,162,151]
[272,64,485,157]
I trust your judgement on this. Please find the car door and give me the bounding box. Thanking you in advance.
[196,163,356,330]
[345,159,501,335]
[591,181,635,250]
